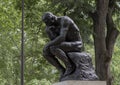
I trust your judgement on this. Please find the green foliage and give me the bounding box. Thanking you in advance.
[114,1,120,31]
[0,0,21,84]
[0,0,120,85]
[111,35,120,85]
[26,79,51,85]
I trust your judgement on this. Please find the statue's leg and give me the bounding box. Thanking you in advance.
[50,41,82,76]
[43,46,65,75]
[59,41,82,52]
[50,46,75,76]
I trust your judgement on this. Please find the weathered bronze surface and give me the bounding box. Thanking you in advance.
[42,12,99,81]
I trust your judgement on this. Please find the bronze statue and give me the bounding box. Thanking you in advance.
[42,12,99,81]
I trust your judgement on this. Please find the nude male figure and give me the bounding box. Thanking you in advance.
[42,12,83,77]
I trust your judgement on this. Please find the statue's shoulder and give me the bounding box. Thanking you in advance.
[59,16,74,23]
[60,16,71,20]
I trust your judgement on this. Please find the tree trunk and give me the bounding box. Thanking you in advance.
[92,0,109,80]
[106,0,119,84]
[91,0,119,85]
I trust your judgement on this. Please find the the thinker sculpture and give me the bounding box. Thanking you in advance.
[42,12,99,81]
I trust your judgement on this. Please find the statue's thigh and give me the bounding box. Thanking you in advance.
[59,42,80,52]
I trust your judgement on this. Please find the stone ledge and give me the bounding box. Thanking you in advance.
[53,81,106,85]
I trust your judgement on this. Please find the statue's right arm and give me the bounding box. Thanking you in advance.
[45,26,56,40]
[46,17,70,46]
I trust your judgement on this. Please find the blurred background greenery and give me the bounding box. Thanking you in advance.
[0,0,120,85]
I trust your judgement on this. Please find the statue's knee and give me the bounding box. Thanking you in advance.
[43,46,46,52]
[43,48,51,58]
[50,46,54,52]
[43,51,48,57]
[43,46,49,52]
[50,46,57,54]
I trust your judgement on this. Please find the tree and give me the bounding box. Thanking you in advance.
[0,0,21,84]
[90,0,119,85]
[49,0,120,85]
[15,0,120,84]
[0,0,119,85]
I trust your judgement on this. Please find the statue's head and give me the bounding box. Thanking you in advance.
[42,12,57,26]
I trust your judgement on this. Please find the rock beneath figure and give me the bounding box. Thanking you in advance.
[60,52,99,81]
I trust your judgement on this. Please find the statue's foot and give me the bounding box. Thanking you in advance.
[63,66,75,77]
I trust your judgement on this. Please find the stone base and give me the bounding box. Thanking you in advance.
[60,52,98,81]
[53,81,106,85]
